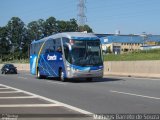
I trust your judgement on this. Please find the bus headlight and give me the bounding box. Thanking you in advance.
[67,67,71,71]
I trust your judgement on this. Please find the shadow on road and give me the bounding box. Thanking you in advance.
[46,77,124,83]
[69,77,124,83]
[14,71,124,83]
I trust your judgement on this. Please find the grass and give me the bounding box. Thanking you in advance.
[104,49,160,61]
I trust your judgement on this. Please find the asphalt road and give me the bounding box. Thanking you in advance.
[0,71,160,119]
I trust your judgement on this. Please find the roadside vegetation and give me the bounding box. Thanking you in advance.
[0,17,93,63]
[104,49,160,61]
[0,59,29,64]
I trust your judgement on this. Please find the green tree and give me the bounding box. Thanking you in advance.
[67,19,78,32]
[57,20,67,32]
[44,17,57,36]
[21,27,30,59]
[0,16,93,62]
[0,27,11,60]
[37,19,45,37]
[78,25,93,32]
[27,19,45,40]
[7,17,26,53]
[56,18,79,32]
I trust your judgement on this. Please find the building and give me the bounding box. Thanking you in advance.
[96,34,160,54]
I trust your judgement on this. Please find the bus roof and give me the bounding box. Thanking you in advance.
[31,32,99,44]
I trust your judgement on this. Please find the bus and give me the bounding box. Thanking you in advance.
[30,32,103,82]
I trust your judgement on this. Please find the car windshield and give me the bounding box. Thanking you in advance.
[7,64,15,68]
[64,40,103,66]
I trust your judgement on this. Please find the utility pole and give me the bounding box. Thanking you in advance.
[77,0,87,26]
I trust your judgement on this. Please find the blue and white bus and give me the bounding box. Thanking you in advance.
[30,32,103,81]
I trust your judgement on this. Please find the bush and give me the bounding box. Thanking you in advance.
[0,52,29,63]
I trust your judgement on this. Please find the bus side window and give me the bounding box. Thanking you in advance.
[45,49,50,54]
[62,37,69,44]
[53,38,61,53]
[53,46,55,51]
[48,39,54,52]
[56,46,62,53]
[52,39,56,51]
[53,39,56,44]
[56,38,61,47]
[42,39,55,54]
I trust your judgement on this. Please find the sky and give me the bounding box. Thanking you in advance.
[0,0,160,35]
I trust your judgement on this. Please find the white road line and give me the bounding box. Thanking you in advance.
[0,104,61,107]
[0,84,92,115]
[0,91,21,93]
[132,77,160,81]
[110,90,160,100]
[0,88,10,89]
[0,96,37,99]
[18,76,27,79]
[108,76,160,81]
[0,84,4,88]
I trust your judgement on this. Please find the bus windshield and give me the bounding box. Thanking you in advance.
[64,40,103,66]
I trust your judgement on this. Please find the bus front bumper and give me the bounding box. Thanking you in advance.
[66,69,103,79]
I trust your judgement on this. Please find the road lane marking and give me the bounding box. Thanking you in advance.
[110,90,160,100]
[0,85,6,87]
[107,76,160,81]
[0,88,10,89]
[0,84,93,115]
[0,96,37,99]
[0,104,61,107]
[0,91,21,93]
[18,76,27,79]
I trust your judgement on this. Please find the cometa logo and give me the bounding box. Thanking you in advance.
[47,54,57,60]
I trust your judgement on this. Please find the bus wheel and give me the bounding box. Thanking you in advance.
[59,69,65,82]
[37,68,42,79]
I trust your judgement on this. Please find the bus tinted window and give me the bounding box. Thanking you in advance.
[41,39,55,54]
[55,38,61,50]
[62,37,69,44]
